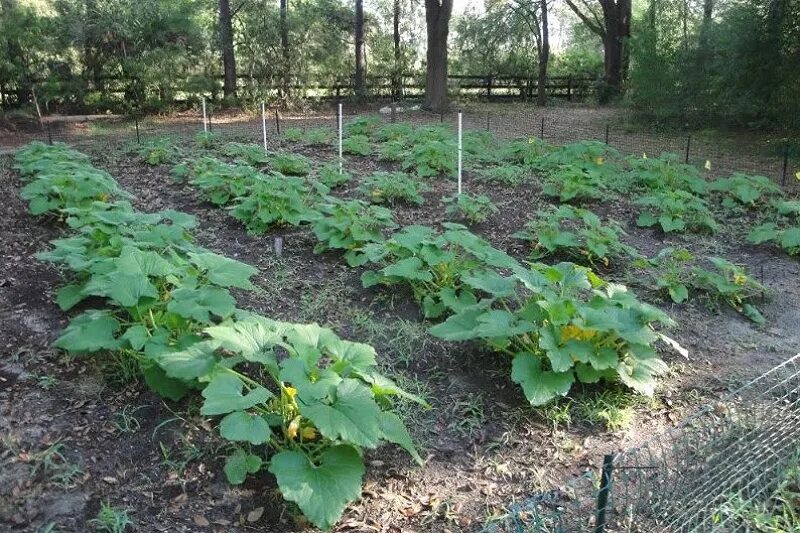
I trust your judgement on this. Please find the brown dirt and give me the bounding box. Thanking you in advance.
[1,133,799,532]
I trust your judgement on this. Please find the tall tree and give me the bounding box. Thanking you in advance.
[280,0,290,102]
[564,0,631,101]
[423,0,453,112]
[219,0,237,99]
[354,0,366,97]
[507,0,551,105]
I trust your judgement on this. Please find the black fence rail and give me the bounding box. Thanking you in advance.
[6,104,798,192]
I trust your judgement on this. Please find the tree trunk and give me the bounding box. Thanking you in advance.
[424,0,453,112]
[536,0,549,106]
[354,0,366,98]
[219,0,237,100]
[564,0,631,102]
[280,0,290,102]
[393,0,401,99]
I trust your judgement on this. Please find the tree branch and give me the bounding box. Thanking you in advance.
[564,0,605,36]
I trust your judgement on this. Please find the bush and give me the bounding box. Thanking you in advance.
[359,172,428,206]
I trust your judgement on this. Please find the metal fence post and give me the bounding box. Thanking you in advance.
[685,135,692,164]
[274,108,281,135]
[605,124,610,145]
[46,122,52,145]
[782,144,790,187]
[594,454,615,533]
[135,116,140,144]
[486,112,490,131]
[540,117,545,139]
[567,75,573,102]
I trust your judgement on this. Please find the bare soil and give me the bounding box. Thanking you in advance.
[1,136,798,532]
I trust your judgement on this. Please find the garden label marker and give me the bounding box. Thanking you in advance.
[261,102,267,152]
[202,97,208,133]
[338,103,343,175]
[457,112,463,195]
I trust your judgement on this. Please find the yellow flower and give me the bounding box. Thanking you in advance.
[733,273,747,286]
[704,160,712,170]
[642,153,648,159]
[560,324,596,342]
[287,415,302,439]
[594,156,605,166]
[284,386,297,399]
[301,427,317,441]
[795,171,800,181]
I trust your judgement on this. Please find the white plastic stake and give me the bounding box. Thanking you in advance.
[457,112,463,195]
[202,97,208,132]
[338,103,343,175]
[261,102,267,152]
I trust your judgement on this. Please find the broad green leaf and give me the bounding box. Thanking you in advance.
[268,446,365,531]
[781,228,800,249]
[117,246,177,276]
[299,379,383,448]
[382,257,433,282]
[158,340,219,380]
[140,362,190,401]
[279,358,341,401]
[121,324,150,351]
[378,411,422,465]
[224,449,263,485]
[189,252,257,289]
[219,411,272,444]
[742,304,765,325]
[668,284,689,303]
[462,270,516,297]
[54,311,121,353]
[428,308,483,341]
[510,352,574,406]
[84,271,158,307]
[56,284,84,311]
[201,373,274,415]
[167,286,236,323]
[205,318,281,368]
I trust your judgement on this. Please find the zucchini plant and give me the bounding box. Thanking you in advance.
[359,171,428,206]
[269,152,312,176]
[229,175,322,233]
[178,156,260,206]
[222,142,271,166]
[402,140,457,178]
[17,142,423,531]
[635,190,718,233]
[542,164,616,203]
[513,205,639,267]
[442,193,498,224]
[430,263,680,404]
[312,198,397,266]
[708,173,783,208]
[625,153,707,195]
[132,138,182,165]
[747,200,800,255]
[342,134,372,156]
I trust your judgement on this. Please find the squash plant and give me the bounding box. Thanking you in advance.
[18,142,423,531]
[132,138,182,166]
[625,153,707,195]
[312,198,397,266]
[430,263,679,404]
[229,175,322,233]
[542,164,616,203]
[269,152,312,176]
[513,205,639,267]
[708,173,783,208]
[360,223,519,318]
[342,134,372,156]
[442,193,498,224]
[178,156,260,206]
[222,142,271,166]
[635,190,718,233]
[359,171,428,206]
[402,140,457,178]
[747,200,800,256]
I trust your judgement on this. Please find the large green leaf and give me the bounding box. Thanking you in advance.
[189,251,257,289]
[219,411,272,444]
[510,352,574,406]
[84,270,158,307]
[378,411,422,465]
[157,340,219,380]
[268,446,365,531]
[167,286,236,323]
[205,318,281,368]
[299,379,383,448]
[54,310,122,353]
[140,362,190,401]
[200,373,273,415]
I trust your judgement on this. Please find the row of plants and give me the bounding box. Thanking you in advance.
[171,145,688,408]
[16,141,424,531]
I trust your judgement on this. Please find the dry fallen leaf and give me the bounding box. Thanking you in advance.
[247,506,264,523]
[193,515,210,527]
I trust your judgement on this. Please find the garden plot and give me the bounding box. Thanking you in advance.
[1,119,799,532]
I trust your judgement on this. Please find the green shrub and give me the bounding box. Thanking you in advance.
[402,140,456,178]
[133,138,181,165]
[315,162,352,188]
[229,175,320,232]
[195,131,220,149]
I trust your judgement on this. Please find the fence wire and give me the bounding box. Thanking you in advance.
[488,352,800,532]
[4,103,798,192]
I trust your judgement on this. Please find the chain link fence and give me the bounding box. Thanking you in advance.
[488,352,800,532]
[4,102,798,192]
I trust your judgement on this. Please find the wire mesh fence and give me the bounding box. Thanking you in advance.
[4,102,798,192]
[487,352,800,532]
